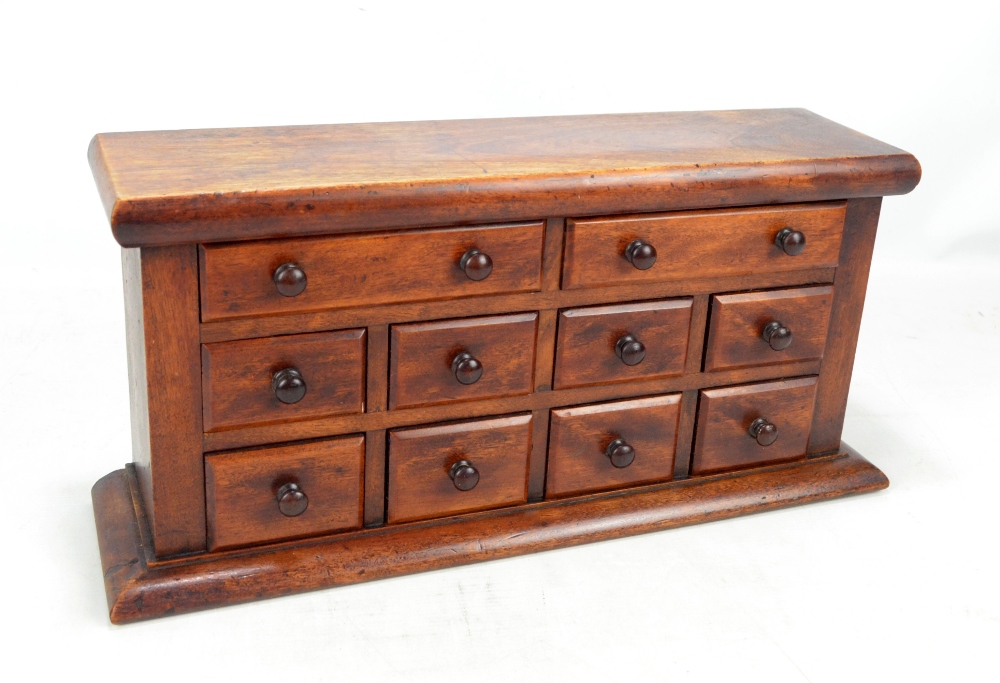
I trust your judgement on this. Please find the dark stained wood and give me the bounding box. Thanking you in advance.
[201,329,366,431]
[546,394,681,499]
[386,414,532,524]
[389,313,537,410]
[563,203,846,290]
[684,294,710,374]
[363,430,387,527]
[809,198,883,455]
[122,246,205,557]
[365,324,389,413]
[199,222,544,321]
[704,286,834,372]
[533,309,558,392]
[203,358,824,452]
[93,444,888,623]
[553,299,693,389]
[673,389,700,479]
[691,376,818,475]
[527,408,551,502]
[88,110,920,248]
[541,218,566,291]
[205,435,364,551]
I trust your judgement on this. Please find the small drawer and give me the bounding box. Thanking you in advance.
[704,286,834,372]
[553,299,692,390]
[205,434,365,550]
[691,376,818,476]
[562,202,845,289]
[200,221,545,321]
[389,313,537,410]
[387,414,532,523]
[546,394,682,499]
[202,329,366,432]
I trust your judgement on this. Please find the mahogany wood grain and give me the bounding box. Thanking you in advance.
[704,286,834,372]
[533,310,558,392]
[93,445,887,622]
[541,218,566,291]
[527,408,551,502]
[203,359,823,452]
[201,329,366,431]
[386,414,533,524]
[205,435,365,551]
[691,376,818,475]
[553,299,692,389]
[365,324,389,414]
[199,222,544,321]
[673,389,700,479]
[546,394,681,499]
[684,295,710,374]
[808,198,883,455]
[88,110,920,248]
[563,203,846,290]
[363,430,387,527]
[389,313,538,410]
[122,246,205,557]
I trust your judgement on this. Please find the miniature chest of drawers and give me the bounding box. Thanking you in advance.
[88,109,920,623]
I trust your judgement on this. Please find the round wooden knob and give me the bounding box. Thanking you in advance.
[624,239,657,270]
[449,460,480,491]
[761,321,793,351]
[273,262,307,296]
[460,249,493,281]
[615,334,646,366]
[272,367,306,404]
[451,352,483,385]
[276,482,308,516]
[605,438,636,468]
[775,228,806,256]
[749,418,778,446]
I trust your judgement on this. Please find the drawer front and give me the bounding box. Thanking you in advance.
[562,202,845,289]
[553,299,692,389]
[205,434,365,550]
[387,414,532,523]
[200,221,545,321]
[546,394,682,499]
[202,329,366,431]
[390,313,538,410]
[691,376,818,475]
[704,286,834,372]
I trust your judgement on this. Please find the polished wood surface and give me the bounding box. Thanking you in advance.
[201,329,366,432]
[691,376,818,475]
[389,313,537,410]
[205,435,364,550]
[386,414,532,524]
[704,286,834,372]
[199,222,544,321]
[89,110,919,248]
[546,394,681,498]
[563,202,846,289]
[553,298,692,389]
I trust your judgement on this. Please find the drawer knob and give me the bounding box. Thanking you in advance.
[775,228,806,256]
[451,352,484,385]
[460,248,493,281]
[615,334,646,366]
[276,482,309,517]
[273,262,307,296]
[749,417,779,446]
[606,438,636,468]
[272,367,307,404]
[625,239,657,270]
[761,321,793,351]
[449,460,480,491]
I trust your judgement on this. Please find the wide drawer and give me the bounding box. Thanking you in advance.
[553,298,692,389]
[199,221,545,321]
[202,329,366,432]
[562,202,845,289]
[546,394,682,499]
[691,376,818,475]
[390,313,538,410]
[386,414,532,523]
[704,286,834,372]
[205,434,365,550]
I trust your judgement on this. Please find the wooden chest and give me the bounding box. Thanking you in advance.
[89,109,920,623]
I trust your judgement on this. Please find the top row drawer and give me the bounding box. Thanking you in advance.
[200,202,845,321]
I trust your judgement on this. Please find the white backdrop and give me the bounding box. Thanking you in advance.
[1,2,997,681]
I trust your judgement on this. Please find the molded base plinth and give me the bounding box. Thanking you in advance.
[93,444,887,623]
